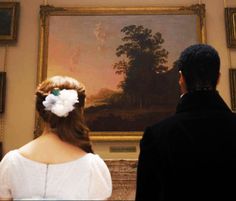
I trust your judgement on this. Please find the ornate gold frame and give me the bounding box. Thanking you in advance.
[229,68,236,111]
[0,72,6,113]
[225,8,236,48]
[35,4,206,141]
[0,2,20,43]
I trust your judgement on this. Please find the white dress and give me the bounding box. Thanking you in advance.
[0,150,112,200]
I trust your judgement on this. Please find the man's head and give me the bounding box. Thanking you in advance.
[177,44,220,93]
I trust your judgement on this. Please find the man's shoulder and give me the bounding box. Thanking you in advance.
[141,114,181,144]
[147,113,180,132]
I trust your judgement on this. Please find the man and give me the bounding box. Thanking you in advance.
[135,44,236,201]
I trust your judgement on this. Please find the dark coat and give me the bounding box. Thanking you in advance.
[135,91,236,201]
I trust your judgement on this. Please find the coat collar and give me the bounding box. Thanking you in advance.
[176,90,232,114]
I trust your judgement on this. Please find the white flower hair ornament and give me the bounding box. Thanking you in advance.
[42,89,79,117]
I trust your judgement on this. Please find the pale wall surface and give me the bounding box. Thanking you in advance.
[0,0,235,159]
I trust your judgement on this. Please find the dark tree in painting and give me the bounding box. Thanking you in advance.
[113,25,169,108]
[86,25,180,131]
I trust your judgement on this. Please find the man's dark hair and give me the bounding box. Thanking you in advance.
[177,44,220,91]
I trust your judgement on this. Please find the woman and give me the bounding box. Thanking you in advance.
[0,76,112,200]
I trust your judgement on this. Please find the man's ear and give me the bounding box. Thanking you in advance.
[178,71,184,85]
[179,71,187,94]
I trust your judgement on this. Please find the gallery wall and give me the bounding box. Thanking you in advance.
[0,0,235,159]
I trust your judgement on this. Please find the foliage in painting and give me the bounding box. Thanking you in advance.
[85,25,180,131]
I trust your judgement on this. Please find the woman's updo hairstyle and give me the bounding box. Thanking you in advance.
[36,76,93,153]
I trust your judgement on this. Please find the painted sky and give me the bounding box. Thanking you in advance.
[48,14,197,97]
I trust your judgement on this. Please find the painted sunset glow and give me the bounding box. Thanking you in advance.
[48,15,197,107]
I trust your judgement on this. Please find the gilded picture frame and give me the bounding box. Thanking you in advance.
[0,142,2,160]
[0,2,20,43]
[225,8,236,48]
[35,4,206,141]
[229,68,236,111]
[0,72,6,113]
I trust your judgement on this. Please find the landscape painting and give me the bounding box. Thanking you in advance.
[0,2,19,42]
[37,5,205,140]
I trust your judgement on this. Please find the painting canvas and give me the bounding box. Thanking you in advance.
[225,8,236,48]
[36,5,206,140]
[0,2,19,42]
